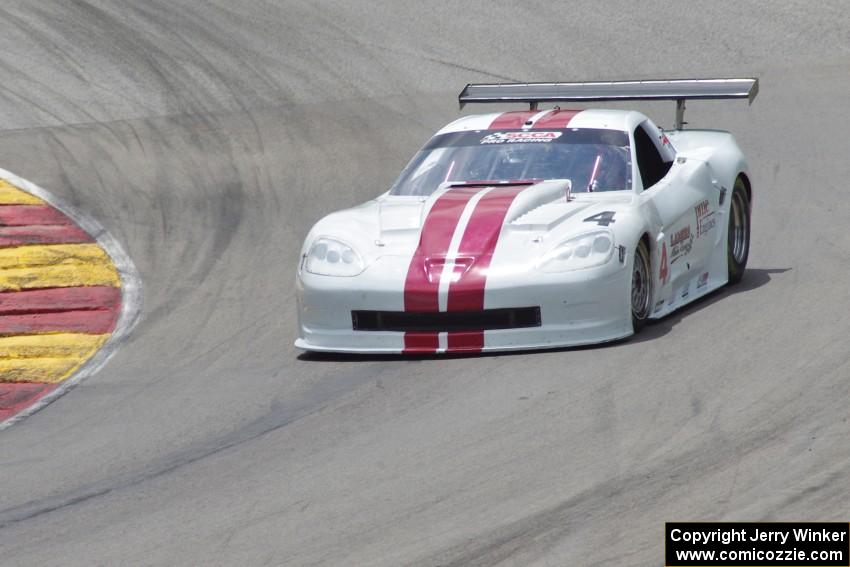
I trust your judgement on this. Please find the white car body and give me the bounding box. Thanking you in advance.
[296,107,751,354]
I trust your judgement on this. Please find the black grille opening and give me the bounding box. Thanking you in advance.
[352,307,541,332]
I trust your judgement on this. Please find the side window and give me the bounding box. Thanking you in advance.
[633,122,672,190]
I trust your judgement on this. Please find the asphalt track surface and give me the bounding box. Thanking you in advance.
[1,2,849,565]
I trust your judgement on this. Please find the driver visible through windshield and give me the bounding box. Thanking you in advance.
[390,128,631,196]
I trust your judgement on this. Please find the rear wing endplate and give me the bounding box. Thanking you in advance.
[458,78,759,129]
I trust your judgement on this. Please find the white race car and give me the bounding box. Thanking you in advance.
[296,79,758,354]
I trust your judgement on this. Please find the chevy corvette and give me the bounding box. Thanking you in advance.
[296,79,758,354]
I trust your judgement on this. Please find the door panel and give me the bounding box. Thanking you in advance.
[643,160,719,305]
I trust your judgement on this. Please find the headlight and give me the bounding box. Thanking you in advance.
[538,230,614,272]
[304,237,365,276]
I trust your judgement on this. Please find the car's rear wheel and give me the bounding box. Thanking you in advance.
[727,177,751,284]
[631,239,652,332]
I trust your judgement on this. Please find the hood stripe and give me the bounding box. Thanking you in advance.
[488,109,583,130]
[446,185,528,352]
[437,188,494,312]
[402,184,530,353]
[530,109,582,129]
[488,111,538,129]
[403,187,481,353]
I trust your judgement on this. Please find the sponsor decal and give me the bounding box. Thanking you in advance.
[670,226,691,246]
[669,226,693,264]
[697,271,709,289]
[694,199,717,237]
[680,281,690,300]
[654,299,665,313]
[480,131,563,144]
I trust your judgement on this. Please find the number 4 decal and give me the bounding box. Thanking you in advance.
[659,242,669,284]
[583,211,616,226]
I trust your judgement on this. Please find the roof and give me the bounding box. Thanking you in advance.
[436,109,644,135]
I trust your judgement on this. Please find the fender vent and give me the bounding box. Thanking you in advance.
[352,307,541,332]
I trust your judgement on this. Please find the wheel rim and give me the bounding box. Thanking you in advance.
[631,246,651,320]
[729,190,749,264]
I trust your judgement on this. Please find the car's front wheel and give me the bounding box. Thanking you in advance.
[631,239,652,333]
[727,177,751,284]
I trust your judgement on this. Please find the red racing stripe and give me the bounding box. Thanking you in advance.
[0,382,58,421]
[445,185,528,352]
[488,111,539,129]
[0,205,74,226]
[531,109,582,129]
[0,286,120,315]
[445,331,485,352]
[403,187,481,353]
[403,332,440,353]
[0,225,92,248]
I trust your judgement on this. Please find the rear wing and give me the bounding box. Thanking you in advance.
[458,78,759,129]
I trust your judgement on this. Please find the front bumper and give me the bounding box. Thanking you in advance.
[295,256,632,354]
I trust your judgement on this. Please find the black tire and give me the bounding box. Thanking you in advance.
[631,239,652,332]
[727,177,751,284]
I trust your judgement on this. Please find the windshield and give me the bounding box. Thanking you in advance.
[390,128,631,196]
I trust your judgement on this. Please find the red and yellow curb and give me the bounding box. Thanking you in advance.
[0,179,122,422]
